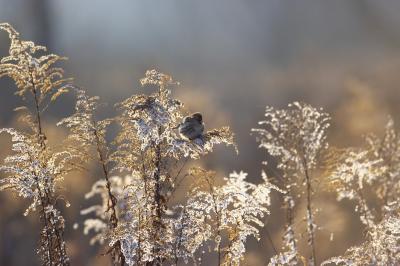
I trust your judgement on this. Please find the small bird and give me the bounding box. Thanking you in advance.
[179,112,204,140]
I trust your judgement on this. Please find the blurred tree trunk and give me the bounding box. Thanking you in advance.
[30,0,52,48]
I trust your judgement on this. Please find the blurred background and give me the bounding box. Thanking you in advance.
[1,0,400,265]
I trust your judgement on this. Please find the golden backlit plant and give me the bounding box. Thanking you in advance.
[253,102,330,266]
[0,23,76,266]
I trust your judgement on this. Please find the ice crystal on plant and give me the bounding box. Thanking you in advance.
[326,148,386,227]
[252,102,330,173]
[0,23,75,265]
[268,225,299,266]
[0,23,71,102]
[58,89,111,156]
[115,69,236,161]
[322,120,400,265]
[0,128,73,265]
[184,168,282,266]
[365,117,400,214]
[75,69,238,265]
[0,128,74,213]
[81,174,132,245]
[170,202,212,264]
[322,215,400,265]
[254,102,330,266]
[58,89,126,264]
[106,171,159,265]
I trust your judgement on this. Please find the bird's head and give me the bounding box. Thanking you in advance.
[192,112,203,123]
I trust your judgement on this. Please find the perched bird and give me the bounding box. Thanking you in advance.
[179,112,204,140]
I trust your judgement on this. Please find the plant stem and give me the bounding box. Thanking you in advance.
[265,228,278,255]
[150,126,164,265]
[92,125,125,265]
[303,158,317,265]
[206,179,222,266]
[30,71,69,265]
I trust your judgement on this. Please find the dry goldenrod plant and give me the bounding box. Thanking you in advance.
[324,148,386,229]
[365,117,400,214]
[70,69,243,265]
[0,23,77,265]
[321,215,400,265]
[184,168,282,266]
[58,89,125,265]
[322,118,400,265]
[253,102,330,266]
